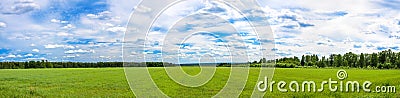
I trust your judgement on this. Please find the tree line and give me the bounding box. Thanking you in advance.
[252,49,400,69]
[0,60,176,69]
[0,60,124,69]
[1,49,400,69]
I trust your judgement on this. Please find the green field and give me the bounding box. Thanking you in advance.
[0,67,399,97]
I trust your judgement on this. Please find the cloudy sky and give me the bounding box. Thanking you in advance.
[0,0,399,63]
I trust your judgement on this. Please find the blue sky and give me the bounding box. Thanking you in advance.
[0,0,400,63]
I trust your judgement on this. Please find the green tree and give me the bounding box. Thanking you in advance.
[359,53,365,68]
[371,53,378,67]
[300,55,305,66]
[317,56,327,68]
[334,54,342,67]
[329,54,334,67]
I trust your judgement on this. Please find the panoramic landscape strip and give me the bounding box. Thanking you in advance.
[0,49,399,97]
[1,49,399,69]
[1,0,400,97]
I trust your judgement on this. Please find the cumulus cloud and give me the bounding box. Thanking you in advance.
[86,11,113,20]
[135,5,153,13]
[32,49,39,52]
[61,24,74,29]
[44,44,74,49]
[56,32,71,36]
[64,49,95,54]
[1,0,40,15]
[44,44,64,49]
[0,0,139,62]
[25,53,33,57]
[255,0,400,58]
[0,22,6,28]
[2,0,399,62]
[6,54,16,58]
[106,26,126,32]
[50,19,68,24]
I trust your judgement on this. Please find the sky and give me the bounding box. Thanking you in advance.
[0,0,399,63]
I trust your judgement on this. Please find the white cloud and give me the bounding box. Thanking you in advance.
[0,0,134,62]
[106,26,126,32]
[64,55,76,58]
[50,19,60,23]
[50,19,68,24]
[2,0,398,62]
[44,44,64,49]
[258,0,376,11]
[62,24,74,29]
[64,45,75,49]
[135,5,153,13]
[32,49,39,52]
[253,1,400,58]
[0,22,6,28]
[44,44,74,49]
[25,53,33,57]
[26,57,46,61]
[86,11,112,19]
[104,23,114,27]
[6,54,16,58]
[1,0,40,14]
[64,49,95,54]
[56,32,71,36]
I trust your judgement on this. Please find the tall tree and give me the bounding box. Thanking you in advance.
[371,53,378,67]
[329,54,334,67]
[301,55,305,66]
[359,53,365,68]
[334,54,342,67]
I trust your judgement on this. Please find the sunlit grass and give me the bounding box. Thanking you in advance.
[0,68,399,97]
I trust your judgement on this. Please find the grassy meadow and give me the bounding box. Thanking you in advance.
[0,67,399,97]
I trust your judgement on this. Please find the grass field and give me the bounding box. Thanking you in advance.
[0,67,399,97]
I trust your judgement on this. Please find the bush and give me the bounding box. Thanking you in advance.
[275,63,296,68]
